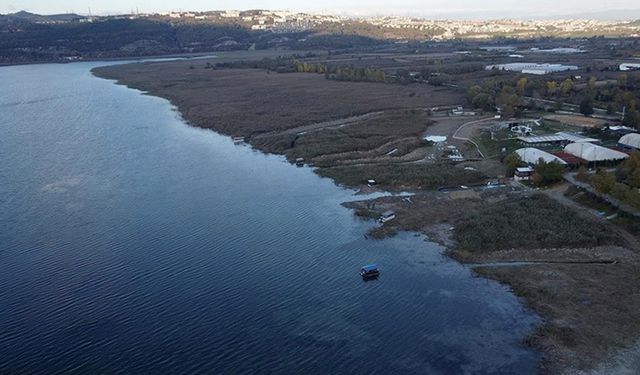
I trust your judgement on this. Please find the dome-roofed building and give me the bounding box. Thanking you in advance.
[515,148,567,165]
[564,143,629,162]
[618,133,640,151]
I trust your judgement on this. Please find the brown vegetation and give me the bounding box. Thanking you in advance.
[93,60,462,138]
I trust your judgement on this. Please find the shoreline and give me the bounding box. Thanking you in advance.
[91,58,640,374]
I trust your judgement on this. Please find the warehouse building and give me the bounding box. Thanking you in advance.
[485,63,578,75]
[518,132,598,146]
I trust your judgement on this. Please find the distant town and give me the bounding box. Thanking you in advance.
[3,9,640,38]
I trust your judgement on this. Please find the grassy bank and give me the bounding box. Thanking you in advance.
[453,194,619,252]
[317,162,485,189]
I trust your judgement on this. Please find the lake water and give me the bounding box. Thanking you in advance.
[0,62,540,374]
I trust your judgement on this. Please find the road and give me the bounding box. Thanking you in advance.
[451,117,496,159]
[542,182,640,251]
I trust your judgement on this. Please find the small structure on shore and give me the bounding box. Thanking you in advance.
[379,210,396,223]
[514,167,534,181]
[232,136,245,144]
[367,179,377,187]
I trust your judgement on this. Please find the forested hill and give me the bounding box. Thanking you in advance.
[2,10,640,65]
[0,14,382,65]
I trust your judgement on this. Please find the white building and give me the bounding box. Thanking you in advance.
[564,143,629,162]
[620,63,640,71]
[515,148,567,165]
[618,133,640,150]
[486,63,579,75]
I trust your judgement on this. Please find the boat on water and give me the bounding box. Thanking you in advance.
[360,264,380,279]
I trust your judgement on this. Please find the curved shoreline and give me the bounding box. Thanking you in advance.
[91,58,640,374]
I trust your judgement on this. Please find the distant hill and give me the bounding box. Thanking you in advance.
[1,9,639,65]
[0,11,85,23]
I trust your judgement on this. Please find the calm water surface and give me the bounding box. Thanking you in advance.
[0,62,540,374]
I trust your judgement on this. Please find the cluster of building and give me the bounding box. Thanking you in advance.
[485,63,579,75]
[513,132,640,180]
[363,18,640,40]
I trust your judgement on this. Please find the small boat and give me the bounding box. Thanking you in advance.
[232,136,245,144]
[295,157,305,167]
[360,264,380,279]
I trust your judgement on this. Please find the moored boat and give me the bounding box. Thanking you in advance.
[360,264,380,279]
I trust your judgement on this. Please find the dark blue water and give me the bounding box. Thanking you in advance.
[0,62,540,374]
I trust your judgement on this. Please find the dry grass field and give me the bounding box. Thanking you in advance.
[94,61,463,138]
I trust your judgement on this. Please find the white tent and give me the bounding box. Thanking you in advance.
[515,148,567,165]
[618,133,640,150]
[564,143,629,162]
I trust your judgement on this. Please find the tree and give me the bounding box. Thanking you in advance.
[516,77,528,96]
[579,97,594,116]
[497,86,521,118]
[471,93,495,112]
[504,153,524,177]
[546,80,558,95]
[610,182,631,201]
[533,159,565,186]
[560,78,574,95]
[590,170,617,194]
[576,166,589,182]
[618,73,628,87]
[623,106,640,129]
[467,85,484,101]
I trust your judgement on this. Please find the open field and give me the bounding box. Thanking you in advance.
[93,60,463,138]
[544,114,610,128]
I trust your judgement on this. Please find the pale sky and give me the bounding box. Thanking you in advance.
[1,0,638,19]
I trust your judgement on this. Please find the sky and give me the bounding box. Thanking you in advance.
[1,0,638,19]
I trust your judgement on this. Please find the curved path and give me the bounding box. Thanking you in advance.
[451,117,495,159]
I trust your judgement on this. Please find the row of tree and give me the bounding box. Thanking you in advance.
[577,152,640,209]
[466,72,640,128]
[293,61,387,83]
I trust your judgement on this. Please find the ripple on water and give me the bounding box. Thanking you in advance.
[0,61,540,374]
